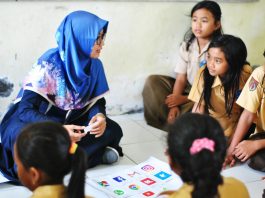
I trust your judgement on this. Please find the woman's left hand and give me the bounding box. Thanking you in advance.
[89,113,106,138]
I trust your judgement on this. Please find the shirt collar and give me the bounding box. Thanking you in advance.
[212,75,222,88]
[194,39,210,57]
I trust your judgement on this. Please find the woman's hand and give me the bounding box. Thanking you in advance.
[233,140,258,162]
[64,125,86,142]
[89,113,106,138]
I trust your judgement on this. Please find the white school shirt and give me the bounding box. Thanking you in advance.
[174,39,210,85]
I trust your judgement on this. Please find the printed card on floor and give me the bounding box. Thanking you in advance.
[87,157,183,198]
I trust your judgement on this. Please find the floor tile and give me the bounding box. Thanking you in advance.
[109,114,132,122]
[222,163,265,183]
[118,119,159,145]
[0,183,30,197]
[245,180,264,198]
[125,112,145,121]
[109,112,144,122]
[88,155,136,172]
[122,141,167,164]
[135,120,167,139]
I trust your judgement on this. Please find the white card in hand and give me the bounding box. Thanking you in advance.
[84,125,93,133]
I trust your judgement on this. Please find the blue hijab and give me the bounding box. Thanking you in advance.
[17,11,109,110]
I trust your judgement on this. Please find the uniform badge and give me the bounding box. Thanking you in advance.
[249,77,259,91]
[199,59,207,68]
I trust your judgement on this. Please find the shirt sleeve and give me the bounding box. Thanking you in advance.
[17,90,62,123]
[87,98,106,120]
[188,66,205,104]
[174,42,189,74]
[236,69,263,113]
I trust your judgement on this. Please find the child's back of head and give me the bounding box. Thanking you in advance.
[167,113,226,198]
[14,121,87,198]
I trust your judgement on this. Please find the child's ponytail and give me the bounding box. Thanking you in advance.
[189,150,223,198]
[67,144,87,198]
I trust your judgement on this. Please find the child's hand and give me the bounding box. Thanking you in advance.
[167,107,180,124]
[165,94,183,108]
[223,146,236,168]
[233,140,258,162]
[89,113,106,138]
[63,124,86,142]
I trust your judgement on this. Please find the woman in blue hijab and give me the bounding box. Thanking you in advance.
[0,11,123,182]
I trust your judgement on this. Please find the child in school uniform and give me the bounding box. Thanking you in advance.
[158,113,249,198]
[225,51,265,171]
[142,0,222,131]
[188,34,252,140]
[14,121,91,198]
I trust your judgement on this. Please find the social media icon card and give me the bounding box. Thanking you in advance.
[113,176,126,183]
[154,171,171,180]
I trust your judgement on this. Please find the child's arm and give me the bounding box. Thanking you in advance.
[166,73,189,123]
[165,73,189,108]
[167,106,180,124]
[224,109,255,167]
[233,139,265,162]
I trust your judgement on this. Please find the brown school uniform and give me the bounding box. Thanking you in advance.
[236,65,265,172]
[188,64,252,138]
[237,65,265,132]
[142,40,209,131]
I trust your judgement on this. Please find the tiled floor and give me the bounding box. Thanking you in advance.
[0,113,264,197]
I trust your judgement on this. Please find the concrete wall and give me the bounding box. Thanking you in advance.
[0,1,264,117]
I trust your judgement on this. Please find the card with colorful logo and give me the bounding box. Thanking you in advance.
[87,157,183,197]
[154,171,171,180]
[113,176,126,183]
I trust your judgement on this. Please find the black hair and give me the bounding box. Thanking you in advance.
[184,0,222,51]
[202,34,248,116]
[167,113,226,198]
[16,122,87,198]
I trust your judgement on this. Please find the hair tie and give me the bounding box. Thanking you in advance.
[69,142,78,154]
[189,137,215,155]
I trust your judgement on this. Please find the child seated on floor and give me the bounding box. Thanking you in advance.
[158,113,249,198]
[225,50,265,172]
[188,34,252,141]
[14,121,91,198]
